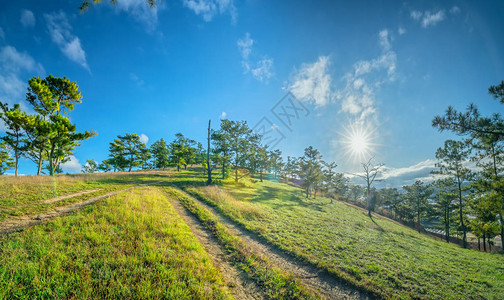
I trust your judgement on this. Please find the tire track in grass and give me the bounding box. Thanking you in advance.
[165,190,265,300]
[0,182,160,235]
[178,185,371,300]
[165,186,319,300]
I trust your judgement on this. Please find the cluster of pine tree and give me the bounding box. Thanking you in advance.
[0,75,95,176]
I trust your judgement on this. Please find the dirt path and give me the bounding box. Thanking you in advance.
[174,187,370,300]
[166,194,265,300]
[43,189,102,204]
[0,183,155,235]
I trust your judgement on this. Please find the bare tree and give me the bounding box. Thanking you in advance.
[356,157,384,218]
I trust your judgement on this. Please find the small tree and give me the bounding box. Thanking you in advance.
[98,159,112,172]
[403,180,434,231]
[434,139,472,247]
[433,178,457,242]
[26,75,96,175]
[150,139,170,169]
[0,142,15,175]
[83,159,98,173]
[0,103,27,176]
[356,157,384,217]
[298,146,324,198]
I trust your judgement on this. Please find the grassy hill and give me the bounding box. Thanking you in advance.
[0,185,230,299]
[182,171,504,299]
[1,168,503,299]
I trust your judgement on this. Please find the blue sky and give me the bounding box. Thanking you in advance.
[0,0,503,186]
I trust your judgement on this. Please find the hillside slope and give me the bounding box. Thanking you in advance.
[185,175,504,299]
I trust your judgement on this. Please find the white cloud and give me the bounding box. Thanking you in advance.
[115,0,162,32]
[237,32,253,72]
[450,6,461,15]
[410,10,422,20]
[139,133,149,145]
[237,33,273,82]
[220,111,227,119]
[380,159,437,182]
[422,10,445,27]
[0,46,45,104]
[251,58,273,82]
[20,9,35,27]
[237,33,253,60]
[398,26,406,35]
[44,11,90,71]
[61,155,82,173]
[0,46,44,74]
[410,10,446,28]
[336,29,396,123]
[183,0,237,23]
[288,56,332,107]
[379,29,391,51]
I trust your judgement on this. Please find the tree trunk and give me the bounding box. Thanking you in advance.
[499,211,504,252]
[206,120,212,185]
[483,235,487,252]
[15,153,19,176]
[222,162,225,179]
[457,179,467,248]
[260,168,263,182]
[37,150,43,175]
[478,238,480,251]
[445,205,450,243]
[235,164,238,183]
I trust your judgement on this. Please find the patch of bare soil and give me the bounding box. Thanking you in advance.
[166,194,265,300]
[43,189,102,204]
[0,183,154,235]
[174,187,371,300]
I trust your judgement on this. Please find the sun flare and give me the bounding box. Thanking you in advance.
[349,133,369,155]
[340,122,377,162]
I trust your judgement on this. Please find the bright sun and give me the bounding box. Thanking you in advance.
[341,122,376,162]
[350,133,369,155]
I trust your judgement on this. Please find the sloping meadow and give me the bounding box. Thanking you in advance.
[0,186,230,299]
[186,180,504,299]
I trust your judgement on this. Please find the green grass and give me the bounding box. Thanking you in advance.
[0,186,230,299]
[0,170,174,221]
[186,178,504,299]
[164,186,319,299]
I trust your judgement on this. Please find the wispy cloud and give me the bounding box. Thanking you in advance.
[237,33,273,82]
[183,0,237,23]
[220,111,227,119]
[287,56,332,107]
[115,0,163,32]
[336,29,396,124]
[251,58,273,82]
[237,32,253,72]
[410,9,446,28]
[0,46,45,106]
[449,6,461,15]
[20,9,36,27]
[398,26,406,35]
[44,11,90,71]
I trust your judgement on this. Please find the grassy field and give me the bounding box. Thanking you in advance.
[0,186,230,299]
[164,186,318,299]
[183,175,504,299]
[0,171,172,221]
[2,167,503,299]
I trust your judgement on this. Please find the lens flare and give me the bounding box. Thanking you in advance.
[340,121,378,162]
